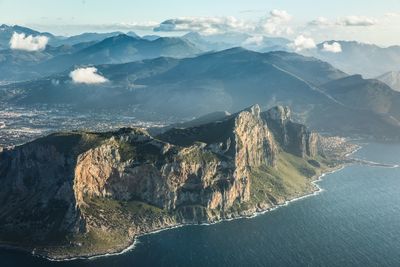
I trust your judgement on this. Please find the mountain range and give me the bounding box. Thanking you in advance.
[2,47,400,140]
[306,41,400,78]
[2,24,400,80]
[0,33,202,81]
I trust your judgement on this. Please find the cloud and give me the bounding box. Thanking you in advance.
[100,21,159,31]
[258,9,293,35]
[154,16,253,35]
[270,9,292,21]
[288,35,316,52]
[9,32,48,51]
[154,9,293,36]
[308,17,332,27]
[338,16,377,26]
[308,15,377,28]
[242,35,264,46]
[384,12,400,18]
[322,42,342,53]
[69,67,108,84]
[239,9,265,14]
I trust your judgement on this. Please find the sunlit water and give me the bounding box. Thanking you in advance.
[1,143,400,267]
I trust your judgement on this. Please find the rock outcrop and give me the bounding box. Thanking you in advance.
[0,105,331,259]
[262,106,318,158]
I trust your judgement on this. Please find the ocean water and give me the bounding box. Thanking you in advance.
[1,143,400,267]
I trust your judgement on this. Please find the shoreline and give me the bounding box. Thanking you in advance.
[42,164,348,262]
[45,149,400,262]
[9,144,395,262]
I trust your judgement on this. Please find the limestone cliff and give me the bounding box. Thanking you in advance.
[262,106,318,158]
[0,105,332,259]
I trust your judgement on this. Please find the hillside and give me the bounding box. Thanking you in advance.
[38,34,202,74]
[0,32,202,81]
[3,48,400,139]
[0,105,341,259]
[376,71,400,91]
[306,41,400,78]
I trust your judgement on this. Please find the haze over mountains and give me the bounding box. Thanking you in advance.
[306,41,400,78]
[2,46,400,140]
[376,71,400,91]
[1,24,400,141]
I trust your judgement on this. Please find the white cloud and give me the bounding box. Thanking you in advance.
[338,16,377,26]
[69,67,108,84]
[258,9,293,35]
[242,35,264,46]
[270,9,292,22]
[322,42,342,53]
[154,16,253,35]
[289,35,316,52]
[97,21,159,31]
[308,17,332,27]
[308,15,377,28]
[9,32,48,51]
[384,12,400,18]
[154,9,293,36]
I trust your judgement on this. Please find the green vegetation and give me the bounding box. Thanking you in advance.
[46,196,171,258]
[33,131,109,155]
[180,147,219,164]
[117,140,136,162]
[249,152,327,205]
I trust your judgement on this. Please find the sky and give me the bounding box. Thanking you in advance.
[1,0,400,46]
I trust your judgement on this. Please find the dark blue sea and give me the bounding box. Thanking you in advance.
[2,143,400,267]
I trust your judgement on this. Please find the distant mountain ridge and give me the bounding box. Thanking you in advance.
[376,71,400,91]
[39,34,202,74]
[0,24,55,50]
[306,41,400,78]
[0,33,202,81]
[2,47,400,140]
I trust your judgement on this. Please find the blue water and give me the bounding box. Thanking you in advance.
[2,143,400,267]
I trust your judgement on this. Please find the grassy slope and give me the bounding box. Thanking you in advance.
[45,197,171,259]
[249,152,330,206]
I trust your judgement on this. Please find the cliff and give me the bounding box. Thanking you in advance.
[0,105,335,259]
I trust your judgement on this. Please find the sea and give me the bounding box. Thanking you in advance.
[1,142,400,267]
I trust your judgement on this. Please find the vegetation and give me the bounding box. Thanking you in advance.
[46,196,171,258]
[180,146,219,164]
[117,140,136,162]
[249,152,327,205]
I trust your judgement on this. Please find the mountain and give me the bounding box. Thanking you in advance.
[0,49,53,81]
[2,48,339,111]
[142,35,161,41]
[0,24,55,50]
[0,33,202,81]
[38,34,202,74]
[305,41,400,78]
[0,24,130,48]
[376,71,400,91]
[263,51,347,85]
[49,32,125,46]
[0,105,342,259]
[183,31,291,52]
[322,75,400,120]
[2,48,400,140]
[0,41,96,81]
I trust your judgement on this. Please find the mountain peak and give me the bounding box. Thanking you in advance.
[265,106,291,123]
[244,104,261,117]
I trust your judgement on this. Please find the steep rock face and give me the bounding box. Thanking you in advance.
[262,106,318,158]
[0,105,328,259]
[74,105,277,217]
[0,136,83,243]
